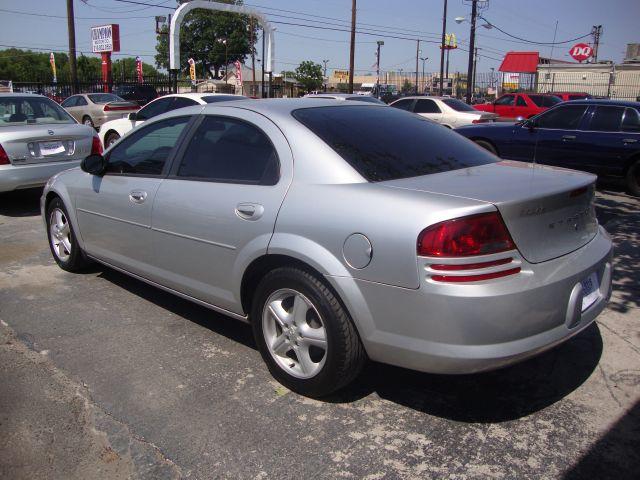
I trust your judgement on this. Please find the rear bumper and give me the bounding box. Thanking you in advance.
[0,160,81,193]
[331,226,613,374]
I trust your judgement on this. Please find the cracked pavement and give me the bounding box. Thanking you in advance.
[0,186,638,479]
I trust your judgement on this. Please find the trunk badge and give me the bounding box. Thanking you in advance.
[48,130,54,135]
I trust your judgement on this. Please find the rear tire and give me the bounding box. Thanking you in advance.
[46,197,92,272]
[251,267,366,398]
[626,159,640,197]
[105,131,120,148]
[474,139,498,155]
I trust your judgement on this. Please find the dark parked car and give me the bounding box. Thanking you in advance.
[456,99,640,196]
[113,84,158,106]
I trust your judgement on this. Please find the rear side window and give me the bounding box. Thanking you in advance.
[622,108,640,132]
[176,116,279,185]
[390,99,414,111]
[169,97,199,110]
[414,99,441,113]
[106,116,190,176]
[516,96,528,107]
[590,106,624,131]
[442,98,477,112]
[61,96,77,108]
[292,105,497,182]
[536,105,587,130]
[136,97,173,120]
[76,96,88,106]
[202,95,246,103]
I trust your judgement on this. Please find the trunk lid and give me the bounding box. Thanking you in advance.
[381,160,598,263]
[0,123,94,165]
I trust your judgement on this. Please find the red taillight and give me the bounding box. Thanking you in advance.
[471,119,487,124]
[417,212,516,257]
[0,143,9,165]
[91,135,103,155]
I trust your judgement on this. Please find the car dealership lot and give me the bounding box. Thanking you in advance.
[0,188,638,479]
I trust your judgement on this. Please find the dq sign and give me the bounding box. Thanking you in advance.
[569,43,593,63]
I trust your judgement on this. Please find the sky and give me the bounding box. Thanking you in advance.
[0,0,639,76]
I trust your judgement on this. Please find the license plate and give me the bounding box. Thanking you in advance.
[40,141,65,156]
[581,272,600,311]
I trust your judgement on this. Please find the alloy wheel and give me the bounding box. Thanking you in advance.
[49,208,72,261]
[262,288,328,379]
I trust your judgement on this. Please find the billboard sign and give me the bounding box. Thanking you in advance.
[569,43,593,63]
[91,24,120,53]
[333,69,349,81]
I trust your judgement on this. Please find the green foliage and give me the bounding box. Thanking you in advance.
[401,78,413,93]
[155,0,257,78]
[0,48,158,81]
[295,61,324,93]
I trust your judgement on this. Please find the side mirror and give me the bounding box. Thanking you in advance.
[128,112,138,121]
[81,154,106,176]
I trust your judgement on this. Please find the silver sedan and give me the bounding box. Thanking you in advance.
[41,99,613,397]
[0,93,98,193]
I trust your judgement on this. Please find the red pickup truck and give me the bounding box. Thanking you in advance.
[474,93,562,119]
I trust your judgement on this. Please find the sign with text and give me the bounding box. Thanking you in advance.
[91,24,120,53]
[569,43,593,63]
[234,60,243,86]
[333,69,349,81]
[188,58,196,84]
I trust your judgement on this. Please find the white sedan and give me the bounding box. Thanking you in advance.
[389,96,497,128]
[98,93,246,148]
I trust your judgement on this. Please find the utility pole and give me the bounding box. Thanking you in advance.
[376,41,384,92]
[465,0,477,104]
[250,17,256,96]
[591,25,602,62]
[66,0,78,94]
[439,0,448,96]
[348,0,356,94]
[415,40,420,94]
[322,59,329,92]
[420,56,428,93]
[472,47,478,98]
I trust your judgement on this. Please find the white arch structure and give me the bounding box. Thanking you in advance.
[169,0,275,73]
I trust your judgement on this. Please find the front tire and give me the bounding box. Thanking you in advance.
[251,267,366,397]
[46,197,91,272]
[474,139,498,155]
[626,159,640,197]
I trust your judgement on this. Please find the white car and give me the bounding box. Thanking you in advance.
[389,96,498,128]
[98,93,246,148]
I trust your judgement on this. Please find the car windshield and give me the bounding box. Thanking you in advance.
[88,93,124,104]
[346,96,385,104]
[293,105,497,182]
[0,96,75,126]
[202,95,246,103]
[442,98,477,112]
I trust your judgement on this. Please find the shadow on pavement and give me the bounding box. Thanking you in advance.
[594,191,640,315]
[0,188,43,217]
[563,399,640,480]
[97,265,602,423]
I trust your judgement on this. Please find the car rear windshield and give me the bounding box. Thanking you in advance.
[441,98,477,112]
[292,105,497,182]
[202,95,246,103]
[529,95,562,107]
[88,93,124,104]
[0,96,75,126]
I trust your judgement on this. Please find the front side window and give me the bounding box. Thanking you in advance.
[176,116,279,185]
[495,95,515,106]
[535,105,588,130]
[293,105,497,182]
[414,99,441,114]
[105,116,190,176]
[622,108,640,132]
[590,106,624,132]
[390,99,414,111]
[0,97,75,126]
[136,97,173,120]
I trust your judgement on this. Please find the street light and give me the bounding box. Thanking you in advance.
[420,56,428,93]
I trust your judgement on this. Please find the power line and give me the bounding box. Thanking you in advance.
[480,16,592,46]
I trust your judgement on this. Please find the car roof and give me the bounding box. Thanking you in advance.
[558,98,640,108]
[0,93,47,98]
[304,93,364,99]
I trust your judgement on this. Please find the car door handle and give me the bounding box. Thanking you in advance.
[235,203,264,221]
[562,135,577,141]
[129,190,147,204]
[622,138,638,144]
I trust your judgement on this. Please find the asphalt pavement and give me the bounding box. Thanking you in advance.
[0,186,638,480]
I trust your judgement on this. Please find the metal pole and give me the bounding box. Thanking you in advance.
[348,0,356,94]
[445,49,450,81]
[66,0,78,94]
[261,28,265,98]
[472,47,478,99]
[415,40,420,94]
[465,0,477,104]
[376,42,381,90]
[323,59,329,92]
[250,17,256,96]
[439,0,447,96]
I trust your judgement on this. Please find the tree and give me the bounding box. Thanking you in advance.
[295,61,323,93]
[401,78,413,93]
[155,0,257,79]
